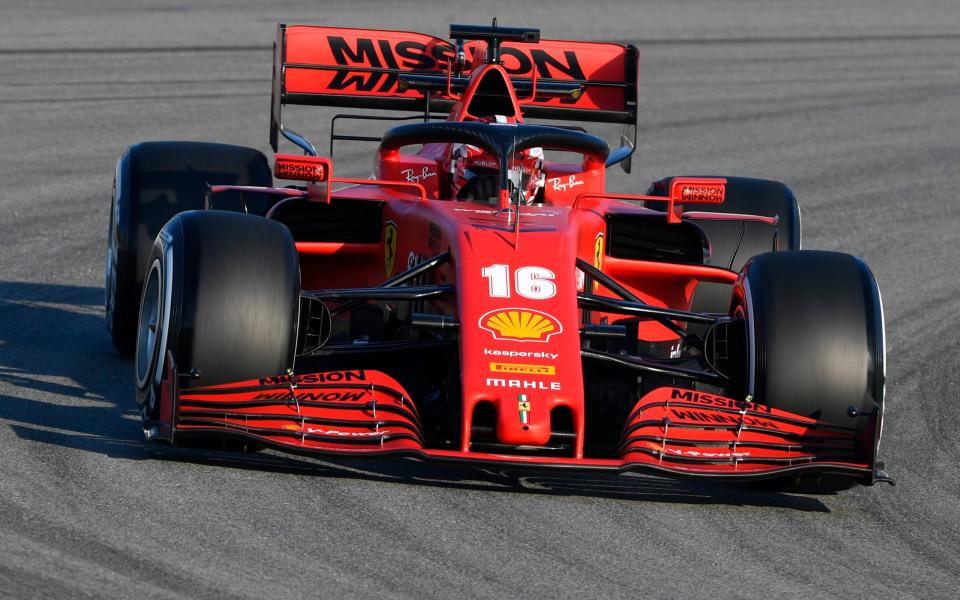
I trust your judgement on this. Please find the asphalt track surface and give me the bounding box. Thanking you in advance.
[2,1,960,598]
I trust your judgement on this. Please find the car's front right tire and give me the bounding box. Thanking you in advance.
[733,250,885,492]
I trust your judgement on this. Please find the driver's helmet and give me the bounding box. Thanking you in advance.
[447,116,544,204]
[508,146,545,204]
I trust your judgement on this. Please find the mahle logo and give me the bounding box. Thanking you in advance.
[479,308,562,343]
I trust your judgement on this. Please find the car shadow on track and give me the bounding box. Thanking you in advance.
[0,280,150,460]
[0,280,828,511]
[152,445,832,512]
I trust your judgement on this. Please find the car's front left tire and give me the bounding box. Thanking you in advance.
[135,211,300,421]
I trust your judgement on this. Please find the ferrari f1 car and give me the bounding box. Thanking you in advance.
[106,22,890,491]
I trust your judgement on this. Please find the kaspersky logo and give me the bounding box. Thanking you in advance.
[478,308,563,343]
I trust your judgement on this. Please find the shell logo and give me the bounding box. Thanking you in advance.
[478,308,563,343]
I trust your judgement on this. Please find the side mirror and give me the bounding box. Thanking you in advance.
[274,154,332,183]
[666,177,727,223]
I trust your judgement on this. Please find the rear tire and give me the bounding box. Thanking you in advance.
[106,141,273,356]
[135,211,300,419]
[646,176,801,316]
[734,250,885,492]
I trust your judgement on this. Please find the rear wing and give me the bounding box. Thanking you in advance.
[270,24,639,163]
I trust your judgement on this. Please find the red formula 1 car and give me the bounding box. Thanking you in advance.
[105,23,890,491]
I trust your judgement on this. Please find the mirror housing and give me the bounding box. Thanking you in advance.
[666,177,727,223]
[274,154,331,183]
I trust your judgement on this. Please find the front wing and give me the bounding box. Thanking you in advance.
[153,365,887,484]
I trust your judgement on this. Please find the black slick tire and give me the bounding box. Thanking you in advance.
[106,141,273,356]
[135,211,300,419]
[734,250,885,492]
[646,176,801,316]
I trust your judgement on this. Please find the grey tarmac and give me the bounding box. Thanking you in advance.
[1,1,958,598]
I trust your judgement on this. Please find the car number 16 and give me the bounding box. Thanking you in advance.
[481,264,557,299]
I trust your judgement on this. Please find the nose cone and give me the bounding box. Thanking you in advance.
[448,206,584,452]
[494,391,553,446]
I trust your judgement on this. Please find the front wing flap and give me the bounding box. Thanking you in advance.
[174,369,425,454]
[618,387,877,480]
[162,370,881,483]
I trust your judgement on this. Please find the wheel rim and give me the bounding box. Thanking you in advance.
[104,195,118,326]
[104,242,116,325]
[135,259,163,392]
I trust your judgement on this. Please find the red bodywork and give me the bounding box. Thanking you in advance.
[152,24,880,483]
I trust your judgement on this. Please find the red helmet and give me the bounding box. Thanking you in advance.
[507,146,544,204]
[449,142,497,201]
[447,117,544,204]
